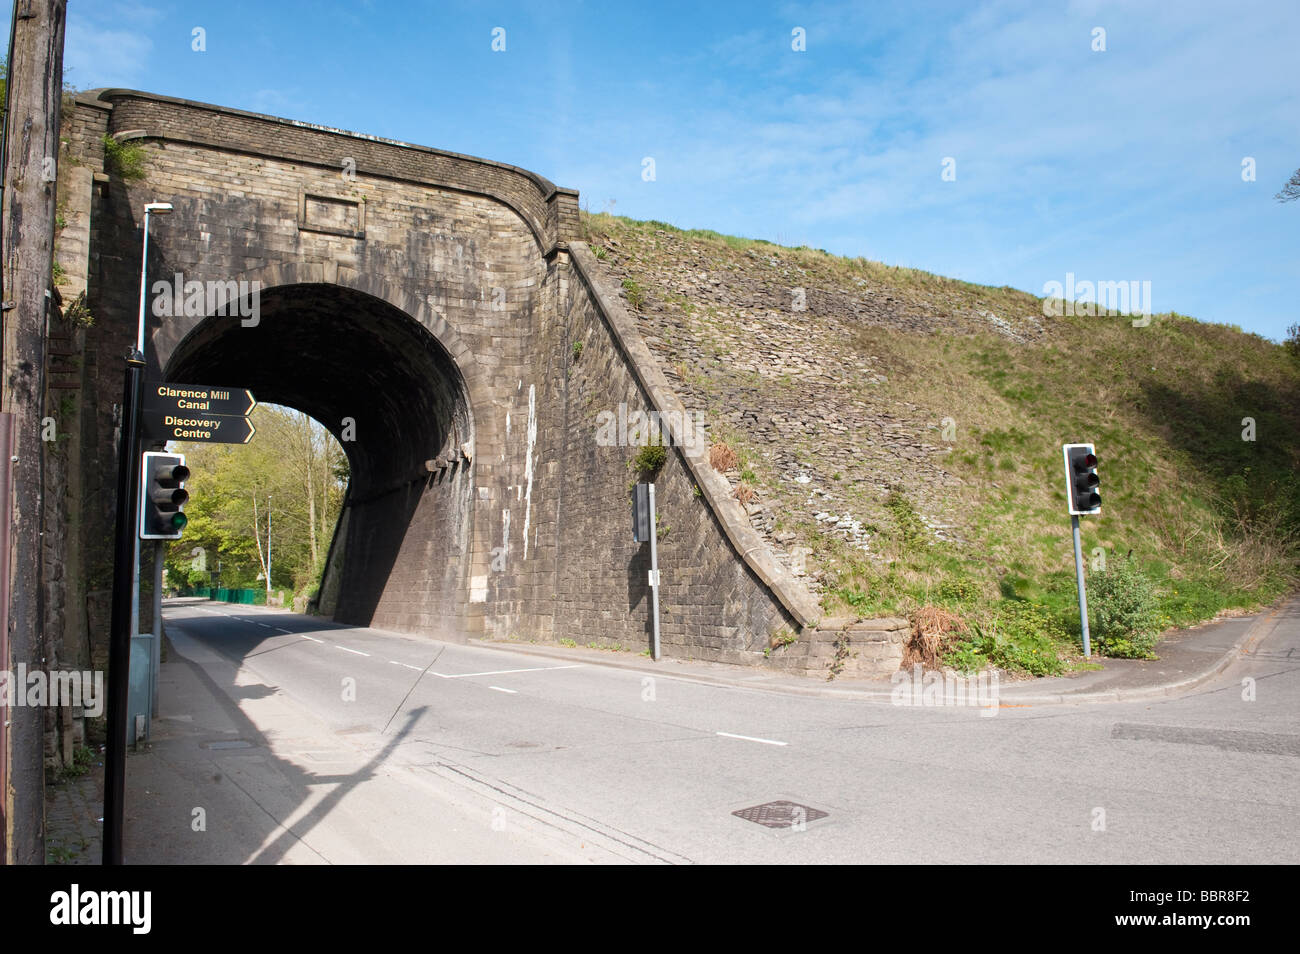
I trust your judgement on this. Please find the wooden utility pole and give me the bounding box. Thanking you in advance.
[1,0,68,865]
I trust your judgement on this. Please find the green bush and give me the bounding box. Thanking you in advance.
[937,578,982,605]
[102,134,147,181]
[621,277,645,310]
[1089,557,1162,658]
[885,491,928,548]
[944,601,1068,676]
[629,440,667,475]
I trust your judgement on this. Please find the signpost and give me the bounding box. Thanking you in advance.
[633,483,661,661]
[143,383,255,417]
[142,384,256,443]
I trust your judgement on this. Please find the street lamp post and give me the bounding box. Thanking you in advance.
[103,201,172,865]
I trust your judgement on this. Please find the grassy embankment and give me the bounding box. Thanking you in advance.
[581,213,1299,673]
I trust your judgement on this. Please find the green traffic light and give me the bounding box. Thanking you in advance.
[171,512,188,530]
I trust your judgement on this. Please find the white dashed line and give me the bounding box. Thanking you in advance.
[300,635,323,643]
[276,628,293,634]
[443,665,582,679]
[336,646,370,657]
[258,623,272,628]
[716,731,788,747]
[389,661,424,671]
[488,686,517,694]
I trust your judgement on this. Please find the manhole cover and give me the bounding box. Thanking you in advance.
[732,800,828,829]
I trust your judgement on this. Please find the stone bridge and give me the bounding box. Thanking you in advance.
[54,89,820,664]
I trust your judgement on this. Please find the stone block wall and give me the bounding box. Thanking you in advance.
[763,616,909,679]
[64,88,823,669]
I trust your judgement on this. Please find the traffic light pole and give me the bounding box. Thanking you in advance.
[1071,514,1092,658]
[103,350,145,865]
[103,202,172,864]
[151,540,163,716]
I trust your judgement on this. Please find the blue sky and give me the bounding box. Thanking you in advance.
[28,0,1300,340]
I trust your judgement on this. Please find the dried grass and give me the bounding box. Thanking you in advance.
[709,441,738,472]
[903,605,970,669]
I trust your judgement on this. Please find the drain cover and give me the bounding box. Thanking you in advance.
[732,800,828,829]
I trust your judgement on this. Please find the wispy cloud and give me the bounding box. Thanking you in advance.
[62,2,159,89]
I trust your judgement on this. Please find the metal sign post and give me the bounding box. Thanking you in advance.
[633,482,661,661]
[648,483,661,662]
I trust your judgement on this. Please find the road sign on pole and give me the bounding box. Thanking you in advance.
[632,482,661,661]
[143,410,255,444]
[142,383,257,443]
[143,384,255,417]
[647,483,661,662]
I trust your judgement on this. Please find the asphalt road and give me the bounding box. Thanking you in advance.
[151,598,1300,864]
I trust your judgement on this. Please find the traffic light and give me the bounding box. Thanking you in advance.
[1063,443,1100,515]
[140,451,190,539]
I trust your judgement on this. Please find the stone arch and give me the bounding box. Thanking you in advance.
[160,275,484,637]
[153,263,493,445]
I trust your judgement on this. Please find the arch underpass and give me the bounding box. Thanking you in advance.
[55,87,820,668]
[164,282,474,630]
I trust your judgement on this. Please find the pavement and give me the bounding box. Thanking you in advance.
[43,593,1299,864]
[471,599,1288,705]
[44,771,101,865]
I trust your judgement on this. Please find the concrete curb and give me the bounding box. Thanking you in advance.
[992,601,1284,706]
[470,599,1289,708]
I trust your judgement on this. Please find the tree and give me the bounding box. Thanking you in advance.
[1276,168,1300,203]
[162,405,347,598]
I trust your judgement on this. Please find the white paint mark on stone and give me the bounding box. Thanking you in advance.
[523,384,536,559]
[470,575,488,602]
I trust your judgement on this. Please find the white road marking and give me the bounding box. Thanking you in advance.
[716,731,788,747]
[258,623,272,628]
[389,661,424,671]
[488,686,517,694]
[443,664,583,679]
[336,646,370,657]
[276,628,293,634]
[300,635,324,643]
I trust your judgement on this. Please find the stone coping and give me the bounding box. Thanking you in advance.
[569,240,823,629]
